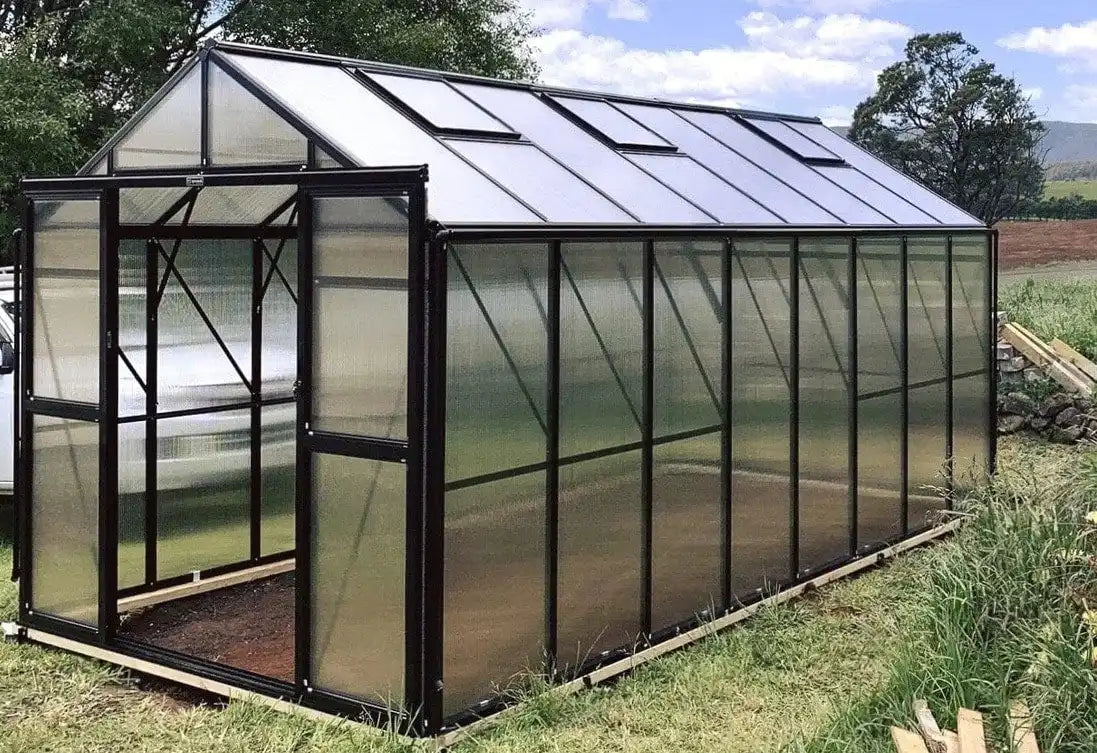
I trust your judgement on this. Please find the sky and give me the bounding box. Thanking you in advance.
[517,0,1097,124]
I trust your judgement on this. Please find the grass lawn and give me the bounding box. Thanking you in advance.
[1044,180,1097,200]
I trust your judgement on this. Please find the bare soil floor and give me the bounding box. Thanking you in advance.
[119,573,295,682]
[997,219,1097,269]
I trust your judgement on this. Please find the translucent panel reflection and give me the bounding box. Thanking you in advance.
[908,382,948,530]
[951,234,991,489]
[444,471,546,714]
[797,238,851,573]
[952,373,990,494]
[559,241,644,457]
[115,65,201,169]
[209,61,308,165]
[626,153,780,224]
[261,239,298,399]
[118,239,146,417]
[156,409,251,579]
[652,435,722,630]
[856,238,903,549]
[446,243,548,481]
[118,421,146,589]
[261,403,296,556]
[312,196,408,438]
[157,240,251,412]
[31,415,99,625]
[367,72,515,135]
[557,451,643,665]
[311,454,405,706]
[730,239,792,595]
[119,187,191,225]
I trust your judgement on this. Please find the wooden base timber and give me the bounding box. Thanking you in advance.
[117,558,295,614]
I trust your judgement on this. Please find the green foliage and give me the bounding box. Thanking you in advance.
[998,374,1061,405]
[1001,278,1097,363]
[849,32,1045,225]
[797,442,1097,753]
[1045,181,1097,200]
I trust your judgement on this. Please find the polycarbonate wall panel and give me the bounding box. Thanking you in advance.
[951,235,991,491]
[185,184,298,226]
[618,103,838,225]
[156,409,251,579]
[856,238,904,549]
[260,403,296,556]
[312,196,407,438]
[451,83,711,223]
[31,416,99,625]
[262,239,298,398]
[446,140,634,223]
[557,450,643,664]
[115,65,201,169]
[444,242,548,713]
[118,421,146,589]
[209,61,308,165]
[785,122,979,226]
[651,240,723,629]
[118,239,146,417]
[679,111,891,225]
[157,239,252,412]
[907,238,949,529]
[559,242,644,456]
[444,472,546,714]
[627,153,779,224]
[797,239,851,573]
[223,53,540,223]
[311,454,405,706]
[730,239,792,595]
[32,199,99,404]
[119,187,191,225]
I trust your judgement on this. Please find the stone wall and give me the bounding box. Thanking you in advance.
[997,339,1095,443]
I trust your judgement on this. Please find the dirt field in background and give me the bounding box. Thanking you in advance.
[997,220,1097,270]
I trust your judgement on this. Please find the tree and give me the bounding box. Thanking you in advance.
[0,0,538,251]
[849,32,1045,225]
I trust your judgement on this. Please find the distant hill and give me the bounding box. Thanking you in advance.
[830,120,1097,168]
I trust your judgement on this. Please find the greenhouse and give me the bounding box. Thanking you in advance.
[10,40,995,738]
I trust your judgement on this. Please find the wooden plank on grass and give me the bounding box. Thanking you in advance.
[1009,701,1041,753]
[913,699,949,753]
[942,730,959,753]
[892,727,931,753]
[956,708,987,753]
[1050,338,1097,382]
[1002,323,1093,393]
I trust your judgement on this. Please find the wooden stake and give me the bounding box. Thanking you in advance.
[1009,701,1041,753]
[956,708,988,753]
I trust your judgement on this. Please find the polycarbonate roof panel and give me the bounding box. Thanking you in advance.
[364,72,516,136]
[549,95,673,150]
[617,102,838,225]
[452,82,710,223]
[680,110,892,225]
[785,121,979,225]
[626,153,781,224]
[445,139,634,222]
[220,53,539,223]
[742,117,840,162]
[814,165,937,224]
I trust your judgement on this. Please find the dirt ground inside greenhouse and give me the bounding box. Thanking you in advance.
[119,572,295,682]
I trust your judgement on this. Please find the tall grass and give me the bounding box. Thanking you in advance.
[797,440,1097,752]
[1001,279,1097,362]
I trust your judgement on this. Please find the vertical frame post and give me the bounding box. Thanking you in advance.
[988,228,998,476]
[789,236,800,580]
[17,197,33,618]
[720,237,732,611]
[944,235,954,508]
[200,50,210,169]
[545,239,561,674]
[900,236,910,536]
[10,226,22,582]
[641,239,654,636]
[847,237,858,557]
[250,238,263,561]
[293,186,313,694]
[144,239,158,585]
[99,187,120,642]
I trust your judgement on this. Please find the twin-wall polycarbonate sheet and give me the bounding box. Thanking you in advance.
[31,415,99,625]
[730,239,792,594]
[742,117,840,162]
[118,420,146,589]
[444,243,548,714]
[618,103,838,225]
[813,165,936,225]
[558,241,643,662]
[115,64,201,169]
[366,72,515,135]
[787,122,979,226]
[626,153,779,224]
[549,96,671,149]
[951,234,991,490]
[221,53,540,223]
[652,239,723,629]
[118,240,146,416]
[451,83,711,223]
[446,139,634,223]
[209,61,308,166]
[261,239,298,398]
[679,111,891,225]
[797,238,851,573]
[907,238,949,529]
[856,238,904,549]
[33,199,100,405]
[260,403,296,556]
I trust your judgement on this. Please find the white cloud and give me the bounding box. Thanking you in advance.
[520,0,649,29]
[818,104,855,126]
[1052,84,1097,122]
[750,0,888,13]
[1024,87,1044,102]
[741,11,910,60]
[998,19,1097,66]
